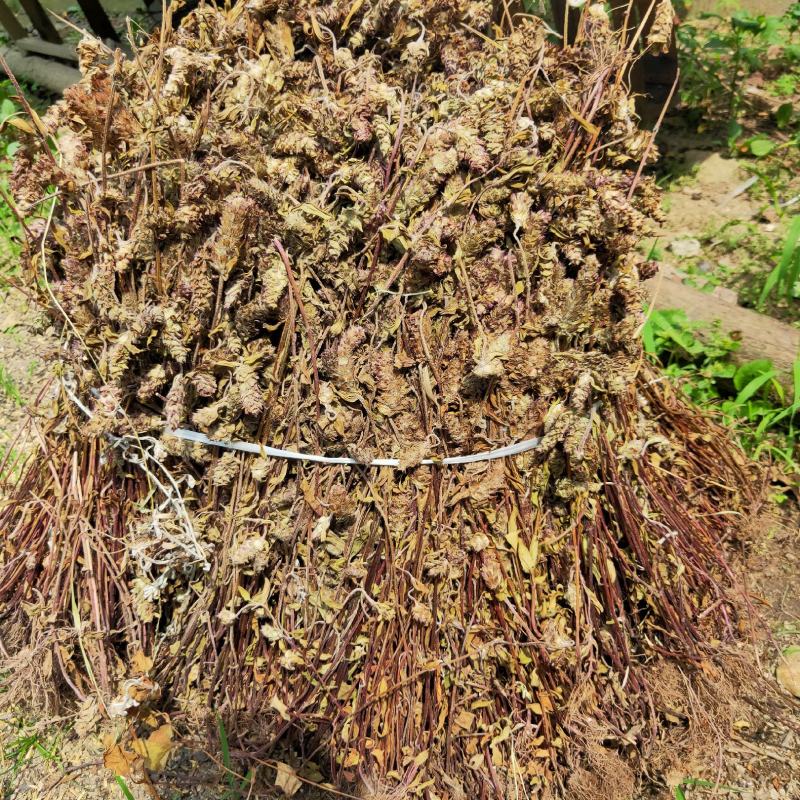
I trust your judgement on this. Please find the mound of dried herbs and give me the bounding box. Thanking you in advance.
[0,1,758,797]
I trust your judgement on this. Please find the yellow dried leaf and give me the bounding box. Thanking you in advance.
[4,117,35,135]
[454,710,475,731]
[270,695,291,721]
[275,761,302,796]
[343,749,360,767]
[777,647,800,697]
[103,744,138,777]
[472,333,512,378]
[517,541,537,574]
[131,649,153,674]
[342,0,366,30]
[131,724,174,771]
[413,749,429,767]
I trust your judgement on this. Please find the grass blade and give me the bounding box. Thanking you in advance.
[760,215,800,305]
[735,370,778,405]
[115,777,136,800]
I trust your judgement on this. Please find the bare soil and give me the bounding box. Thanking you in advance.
[0,286,50,460]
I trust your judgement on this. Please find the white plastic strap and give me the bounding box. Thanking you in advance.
[168,427,542,467]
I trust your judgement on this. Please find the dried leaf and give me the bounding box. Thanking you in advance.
[103,744,138,777]
[274,762,302,796]
[131,724,175,772]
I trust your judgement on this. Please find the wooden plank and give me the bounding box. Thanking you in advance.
[16,0,62,43]
[0,0,26,40]
[0,44,81,93]
[75,0,118,41]
[16,36,77,62]
[647,268,800,385]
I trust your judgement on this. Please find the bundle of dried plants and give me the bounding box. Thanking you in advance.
[0,1,761,797]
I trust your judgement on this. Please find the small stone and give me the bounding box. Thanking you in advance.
[669,237,702,258]
[776,646,800,697]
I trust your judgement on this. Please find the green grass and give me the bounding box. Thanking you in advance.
[0,362,21,405]
[644,309,799,477]
[669,217,800,326]
[674,776,747,798]
[116,775,136,800]
[759,214,800,306]
[672,2,800,321]
[677,3,800,133]
[0,724,63,792]
[217,714,255,799]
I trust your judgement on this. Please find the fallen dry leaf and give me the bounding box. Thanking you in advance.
[274,761,302,796]
[103,743,139,778]
[132,723,175,772]
[131,649,154,674]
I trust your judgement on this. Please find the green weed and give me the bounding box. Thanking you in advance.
[1,79,24,281]
[0,363,20,405]
[677,4,800,131]
[217,714,255,800]
[0,725,62,791]
[0,445,25,483]
[759,215,800,305]
[116,775,136,800]
[674,776,747,798]
[643,309,799,474]
[672,218,800,325]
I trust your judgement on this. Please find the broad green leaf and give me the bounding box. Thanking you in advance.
[642,317,656,355]
[755,409,780,436]
[761,216,800,305]
[735,370,778,405]
[786,249,800,301]
[759,263,782,306]
[732,12,765,33]
[776,102,794,129]
[733,359,774,391]
[0,98,15,122]
[793,359,800,409]
[749,137,776,158]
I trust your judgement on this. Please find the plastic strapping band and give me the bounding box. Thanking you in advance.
[62,382,543,467]
[167,427,542,467]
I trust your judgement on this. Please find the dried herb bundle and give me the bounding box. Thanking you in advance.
[1,2,758,797]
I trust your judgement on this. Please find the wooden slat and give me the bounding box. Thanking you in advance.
[75,0,118,41]
[16,36,77,63]
[0,0,26,40]
[0,44,81,92]
[16,0,62,44]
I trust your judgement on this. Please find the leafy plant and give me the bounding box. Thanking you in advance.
[0,363,20,405]
[677,4,800,131]
[644,309,799,473]
[759,214,800,305]
[673,776,747,798]
[0,79,24,279]
[0,82,23,161]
